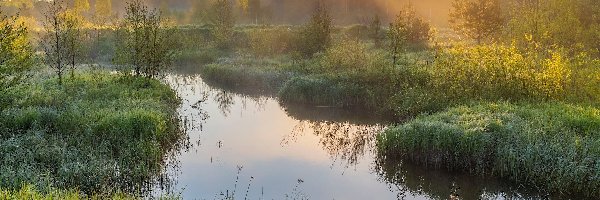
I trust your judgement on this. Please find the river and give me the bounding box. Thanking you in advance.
[154,72,543,200]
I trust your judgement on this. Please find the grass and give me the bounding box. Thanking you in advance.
[200,56,296,96]
[0,185,132,200]
[0,184,181,200]
[0,71,184,196]
[377,102,600,198]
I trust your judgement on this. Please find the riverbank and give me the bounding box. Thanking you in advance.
[378,102,600,198]
[199,45,433,118]
[0,71,183,197]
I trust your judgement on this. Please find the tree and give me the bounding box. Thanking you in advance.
[295,0,332,58]
[42,0,69,85]
[388,3,430,65]
[63,11,85,78]
[0,10,34,93]
[115,0,176,79]
[210,0,235,49]
[449,0,504,44]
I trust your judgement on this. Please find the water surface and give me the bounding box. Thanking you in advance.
[158,72,543,200]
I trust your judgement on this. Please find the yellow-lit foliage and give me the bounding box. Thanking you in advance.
[0,11,34,91]
[429,44,596,102]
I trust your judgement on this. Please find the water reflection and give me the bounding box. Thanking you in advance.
[158,70,544,200]
[374,155,548,200]
[283,120,384,167]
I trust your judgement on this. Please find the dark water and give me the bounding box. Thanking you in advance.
[156,72,543,200]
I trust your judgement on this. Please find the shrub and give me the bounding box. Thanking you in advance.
[429,44,586,103]
[294,2,332,58]
[388,3,431,65]
[0,10,34,93]
[246,27,295,57]
[209,0,235,50]
[320,39,383,73]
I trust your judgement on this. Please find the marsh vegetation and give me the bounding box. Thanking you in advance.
[1,0,599,199]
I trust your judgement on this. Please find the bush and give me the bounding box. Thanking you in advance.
[0,11,35,94]
[293,2,332,58]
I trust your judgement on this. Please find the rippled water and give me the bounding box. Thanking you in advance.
[154,71,544,200]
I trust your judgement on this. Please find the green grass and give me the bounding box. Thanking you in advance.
[200,56,296,96]
[0,71,183,196]
[377,102,600,198]
[0,184,181,200]
[0,185,132,200]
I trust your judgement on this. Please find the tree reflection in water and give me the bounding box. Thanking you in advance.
[283,120,385,167]
[214,90,234,116]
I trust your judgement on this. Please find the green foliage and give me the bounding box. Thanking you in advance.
[40,1,87,83]
[62,11,86,78]
[378,102,600,198]
[0,10,34,93]
[115,0,177,78]
[320,38,389,73]
[0,184,180,199]
[0,72,182,195]
[449,0,504,44]
[388,3,430,64]
[246,27,295,57]
[504,0,599,55]
[41,0,70,85]
[279,76,366,107]
[210,0,235,50]
[294,1,332,58]
[200,56,295,94]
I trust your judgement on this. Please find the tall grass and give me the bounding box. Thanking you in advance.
[378,102,600,198]
[200,56,296,96]
[0,71,183,195]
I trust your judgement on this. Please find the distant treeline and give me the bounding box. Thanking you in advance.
[0,0,453,26]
